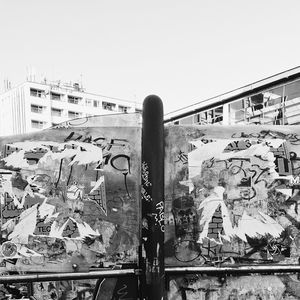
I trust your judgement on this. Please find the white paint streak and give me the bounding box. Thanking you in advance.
[234,211,284,242]
[179,179,195,193]
[3,140,103,171]
[50,218,99,239]
[66,141,103,166]
[2,150,30,169]
[188,138,277,180]
[90,175,105,194]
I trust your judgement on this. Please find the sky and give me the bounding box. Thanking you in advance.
[1,0,300,114]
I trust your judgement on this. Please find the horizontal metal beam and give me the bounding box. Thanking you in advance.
[164,69,300,124]
[0,269,140,283]
[165,265,300,275]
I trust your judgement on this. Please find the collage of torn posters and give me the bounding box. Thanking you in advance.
[165,125,300,266]
[165,124,300,299]
[0,113,141,274]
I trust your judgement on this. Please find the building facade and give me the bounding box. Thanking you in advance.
[164,67,300,126]
[0,80,142,136]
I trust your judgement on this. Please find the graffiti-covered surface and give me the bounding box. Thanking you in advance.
[32,280,96,300]
[0,283,31,300]
[0,114,141,273]
[165,125,300,266]
[165,125,300,299]
[168,274,300,300]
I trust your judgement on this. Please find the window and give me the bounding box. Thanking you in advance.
[30,88,44,97]
[31,120,44,129]
[179,116,194,125]
[85,99,93,107]
[194,114,200,124]
[118,105,129,113]
[93,100,100,107]
[102,101,116,111]
[50,92,62,101]
[68,95,81,104]
[31,104,44,113]
[51,108,62,117]
[212,106,223,123]
[250,94,264,111]
[229,99,245,124]
[68,111,81,118]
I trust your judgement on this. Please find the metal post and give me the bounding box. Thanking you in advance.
[141,95,165,299]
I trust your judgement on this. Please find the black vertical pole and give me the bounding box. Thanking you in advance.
[141,95,165,299]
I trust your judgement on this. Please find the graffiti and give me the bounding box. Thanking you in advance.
[165,125,300,271]
[33,279,97,300]
[141,161,151,187]
[64,131,130,151]
[141,186,152,202]
[175,150,188,164]
[231,130,300,145]
[152,201,165,232]
[116,284,129,299]
[141,161,152,202]
[0,115,141,273]
[0,283,30,300]
[168,275,299,300]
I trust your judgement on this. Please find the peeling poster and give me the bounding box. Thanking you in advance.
[0,113,141,274]
[165,125,300,299]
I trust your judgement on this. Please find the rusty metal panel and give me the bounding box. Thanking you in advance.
[0,114,141,274]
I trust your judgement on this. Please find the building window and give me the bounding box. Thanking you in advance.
[118,105,129,113]
[229,99,245,124]
[212,106,223,124]
[51,108,62,117]
[68,95,81,104]
[85,99,93,106]
[102,101,116,111]
[93,100,100,107]
[31,120,44,129]
[50,92,62,101]
[68,111,81,118]
[31,104,44,113]
[30,88,44,98]
[179,116,194,125]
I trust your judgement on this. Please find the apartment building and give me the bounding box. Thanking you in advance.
[0,80,142,136]
[164,66,300,126]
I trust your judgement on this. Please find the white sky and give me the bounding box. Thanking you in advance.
[1,0,300,113]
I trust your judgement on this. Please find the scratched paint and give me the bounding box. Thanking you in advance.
[165,125,300,299]
[0,113,141,274]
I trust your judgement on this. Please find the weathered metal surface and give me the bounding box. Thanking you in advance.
[0,114,141,274]
[164,124,300,299]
